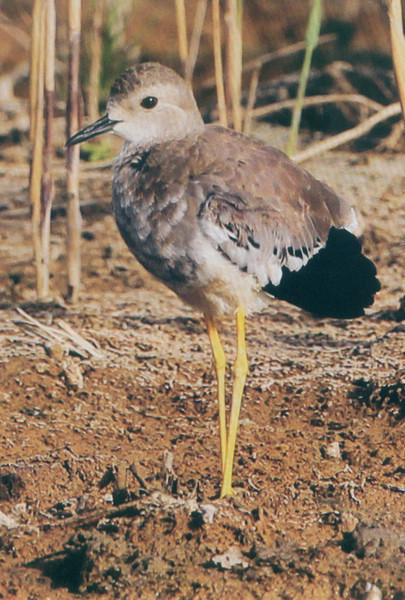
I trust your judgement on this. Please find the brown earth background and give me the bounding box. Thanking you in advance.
[0,1,404,599]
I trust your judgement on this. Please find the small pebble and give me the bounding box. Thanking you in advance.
[63,360,84,390]
[364,583,382,600]
[325,441,341,460]
[200,503,217,524]
[340,511,359,533]
[50,342,70,362]
[36,362,49,375]
[0,510,20,530]
[212,546,248,570]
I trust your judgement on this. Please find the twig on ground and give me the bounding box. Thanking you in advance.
[129,462,149,491]
[292,102,402,163]
[14,307,104,360]
[377,118,404,150]
[382,483,405,493]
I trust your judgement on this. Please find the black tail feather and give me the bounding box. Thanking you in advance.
[263,227,380,319]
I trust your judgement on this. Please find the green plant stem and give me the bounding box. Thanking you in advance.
[286,0,322,156]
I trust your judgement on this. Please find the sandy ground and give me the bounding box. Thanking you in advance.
[0,145,404,599]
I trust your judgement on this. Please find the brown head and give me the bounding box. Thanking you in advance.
[66,62,204,149]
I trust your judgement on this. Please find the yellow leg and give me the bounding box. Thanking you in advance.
[205,315,227,475]
[220,307,248,498]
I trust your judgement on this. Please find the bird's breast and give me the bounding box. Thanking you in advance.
[111,161,202,287]
[111,161,264,316]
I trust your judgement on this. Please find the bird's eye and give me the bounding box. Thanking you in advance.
[140,96,158,109]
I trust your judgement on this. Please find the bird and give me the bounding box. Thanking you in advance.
[67,62,380,498]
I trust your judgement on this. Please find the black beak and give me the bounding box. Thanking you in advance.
[66,114,121,146]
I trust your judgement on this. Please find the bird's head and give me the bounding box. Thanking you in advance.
[66,62,204,149]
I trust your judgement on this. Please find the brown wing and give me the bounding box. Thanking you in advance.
[196,125,357,286]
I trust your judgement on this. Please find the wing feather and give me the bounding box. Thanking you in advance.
[196,126,357,286]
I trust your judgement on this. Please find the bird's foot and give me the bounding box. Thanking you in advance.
[219,484,236,498]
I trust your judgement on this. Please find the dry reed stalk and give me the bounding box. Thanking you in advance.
[175,0,188,77]
[211,0,227,127]
[36,0,56,298]
[88,0,104,122]
[387,0,405,121]
[243,62,260,135]
[30,0,47,298]
[66,0,82,302]
[379,118,404,150]
[202,33,337,90]
[15,308,105,360]
[242,33,336,75]
[292,101,402,163]
[30,0,43,141]
[224,0,243,131]
[0,10,30,50]
[185,0,207,85]
[251,93,383,120]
